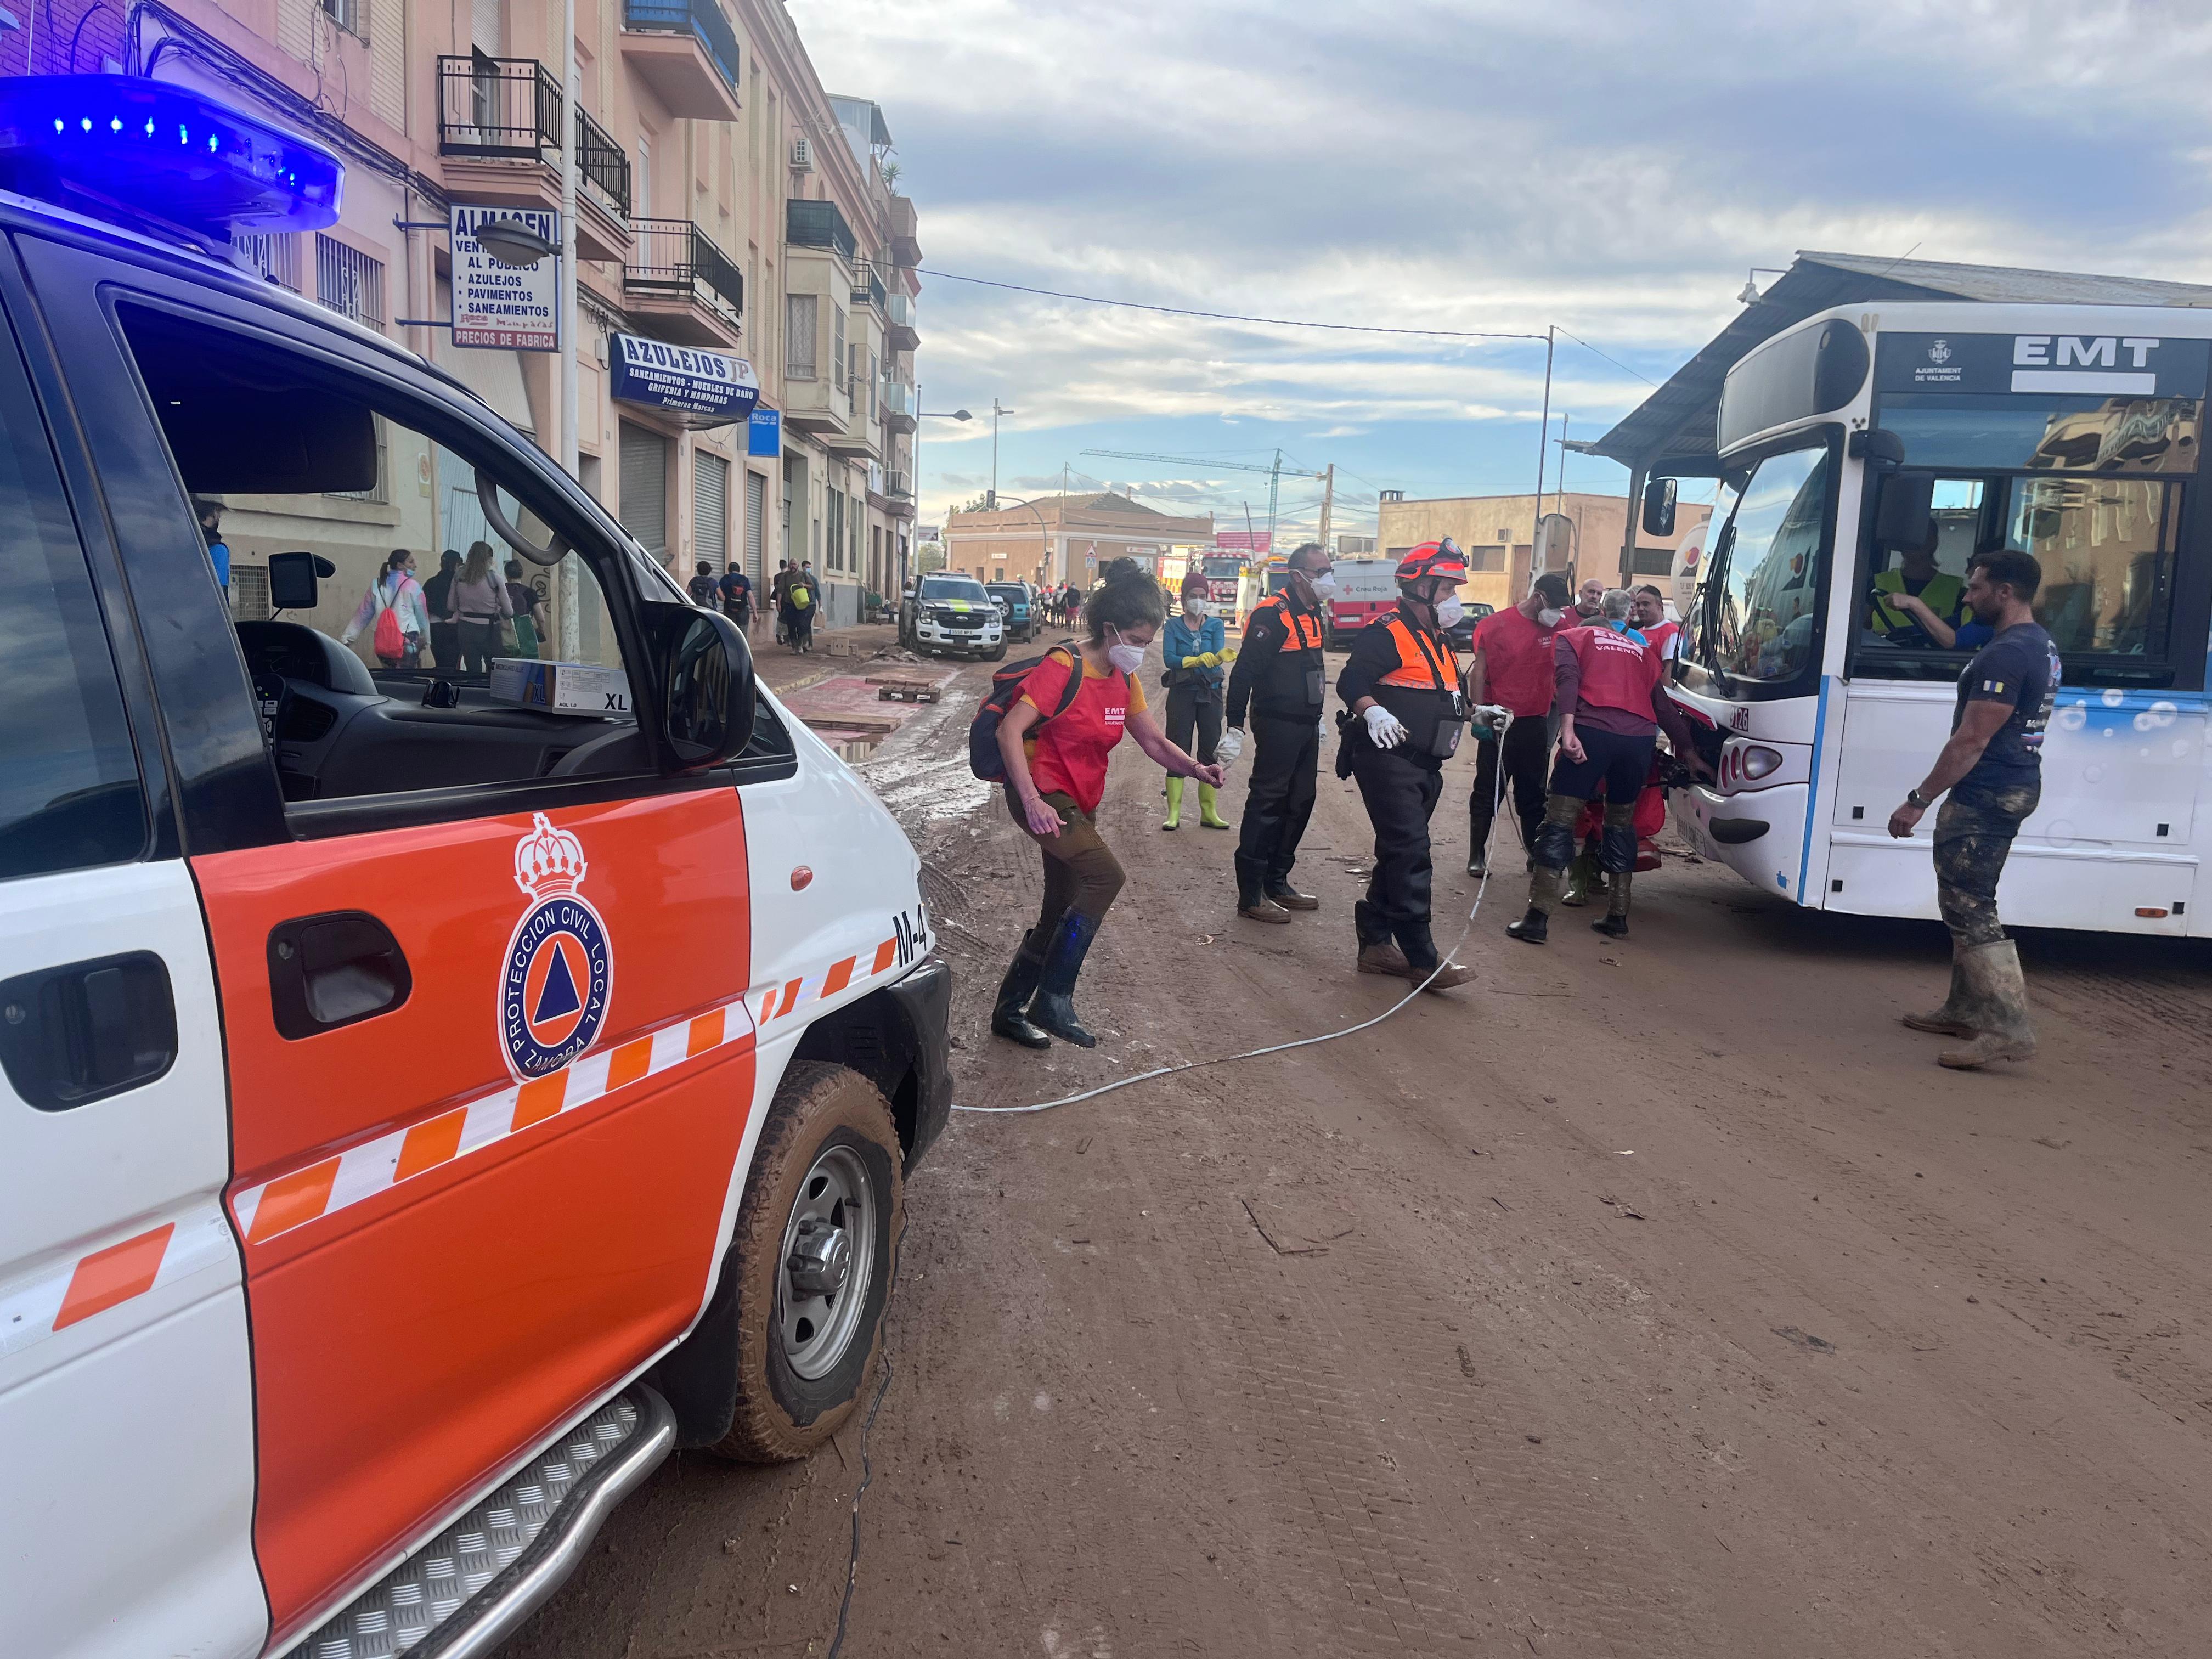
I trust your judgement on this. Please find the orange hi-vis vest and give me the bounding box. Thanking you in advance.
[1250,591,1324,654]
[1374,615,1460,692]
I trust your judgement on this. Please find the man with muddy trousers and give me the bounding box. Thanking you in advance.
[1226,541,1336,923]
[1338,543,1477,991]
[1887,551,2057,1069]
[1509,588,1708,944]
[1464,571,1573,876]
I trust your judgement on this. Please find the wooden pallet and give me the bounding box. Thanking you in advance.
[874,679,941,703]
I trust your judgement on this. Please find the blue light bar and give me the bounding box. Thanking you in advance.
[0,75,342,236]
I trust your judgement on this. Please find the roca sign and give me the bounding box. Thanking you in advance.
[607,332,760,427]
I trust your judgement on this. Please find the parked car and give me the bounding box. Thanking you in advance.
[1444,600,1498,653]
[986,580,1038,642]
[0,75,951,1659]
[904,573,1007,659]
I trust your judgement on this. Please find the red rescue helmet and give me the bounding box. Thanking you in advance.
[1395,539,1469,584]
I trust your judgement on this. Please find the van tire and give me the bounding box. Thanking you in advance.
[708,1062,903,1463]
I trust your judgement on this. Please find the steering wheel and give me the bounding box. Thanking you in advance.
[251,668,293,746]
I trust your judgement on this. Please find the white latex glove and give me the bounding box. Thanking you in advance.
[1363,705,1409,749]
[1472,703,1513,731]
[1216,727,1247,766]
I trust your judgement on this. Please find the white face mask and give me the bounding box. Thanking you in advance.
[1105,626,1146,674]
[1306,571,1339,597]
[1185,598,1211,618]
[1436,595,1465,628]
[1536,606,1564,628]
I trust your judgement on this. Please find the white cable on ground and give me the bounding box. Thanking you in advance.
[953,709,1513,1120]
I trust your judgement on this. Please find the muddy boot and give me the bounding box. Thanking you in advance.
[1591,870,1632,939]
[1026,912,1102,1048]
[1508,864,1561,944]
[991,934,1051,1049]
[1197,783,1232,830]
[1466,808,1493,877]
[1162,776,1184,831]
[1559,850,1596,907]
[1355,899,1411,978]
[1902,942,1973,1035]
[1237,861,1290,924]
[1267,880,1319,911]
[1938,939,2037,1069]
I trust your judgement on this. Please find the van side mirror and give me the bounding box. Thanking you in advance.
[650,603,756,770]
[1875,471,1938,554]
[267,550,334,612]
[1641,476,1678,539]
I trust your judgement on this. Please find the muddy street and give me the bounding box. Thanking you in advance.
[501,647,2212,1659]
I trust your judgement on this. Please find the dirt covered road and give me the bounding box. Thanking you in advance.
[501,648,2212,1658]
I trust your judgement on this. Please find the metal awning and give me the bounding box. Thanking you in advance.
[1593,251,2212,478]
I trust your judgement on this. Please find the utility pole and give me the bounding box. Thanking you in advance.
[1555,414,1569,517]
[557,0,581,655]
[1530,325,1555,583]
[990,397,1012,507]
[1317,462,1335,557]
[1265,447,1283,555]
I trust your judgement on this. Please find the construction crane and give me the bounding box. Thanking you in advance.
[1081,448,1331,558]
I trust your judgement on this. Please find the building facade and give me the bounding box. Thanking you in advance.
[3,0,921,637]
[944,492,1214,587]
[1375,490,1712,613]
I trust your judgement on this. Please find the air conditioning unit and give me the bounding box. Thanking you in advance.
[790,139,813,171]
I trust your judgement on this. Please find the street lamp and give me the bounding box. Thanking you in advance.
[990,397,1013,507]
[911,400,972,582]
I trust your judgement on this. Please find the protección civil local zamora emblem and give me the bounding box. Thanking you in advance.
[501,812,613,1079]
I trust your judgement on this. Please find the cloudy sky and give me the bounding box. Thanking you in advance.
[791,0,2212,544]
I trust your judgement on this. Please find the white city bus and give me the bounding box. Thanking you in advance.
[1663,302,2211,936]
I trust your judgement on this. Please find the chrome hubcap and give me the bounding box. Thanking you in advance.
[776,1144,877,1380]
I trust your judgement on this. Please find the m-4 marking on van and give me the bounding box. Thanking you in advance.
[0,1206,234,1363]
[228,991,758,1249]
[893,905,930,969]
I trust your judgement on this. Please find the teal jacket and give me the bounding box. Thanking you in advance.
[1162,612,1227,693]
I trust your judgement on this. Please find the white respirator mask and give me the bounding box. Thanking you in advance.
[1186,598,1211,618]
[1306,571,1339,597]
[1105,626,1146,674]
[1537,606,1564,628]
[1436,595,1466,628]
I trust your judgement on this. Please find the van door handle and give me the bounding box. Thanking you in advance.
[0,951,178,1111]
[267,912,412,1040]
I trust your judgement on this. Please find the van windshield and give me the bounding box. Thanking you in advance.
[920,575,989,602]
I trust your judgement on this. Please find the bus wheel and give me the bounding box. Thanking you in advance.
[710,1062,902,1462]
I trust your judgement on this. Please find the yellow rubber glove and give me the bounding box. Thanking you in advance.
[1219,646,1239,662]
[1198,651,1221,668]
[1181,654,1208,669]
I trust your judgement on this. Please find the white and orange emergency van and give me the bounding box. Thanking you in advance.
[0,77,950,1659]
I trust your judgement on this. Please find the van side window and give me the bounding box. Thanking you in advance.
[115,306,662,810]
[0,319,146,879]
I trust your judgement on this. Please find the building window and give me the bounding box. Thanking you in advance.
[1466,544,1506,571]
[315,235,385,331]
[786,294,816,379]
[231,231,301,293]
[832,306,847,399]
[826,487,844,572]
[320,0,368,41]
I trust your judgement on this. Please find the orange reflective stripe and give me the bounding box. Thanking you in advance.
[249,1160,341,1244]
[822,956,857,997]
[393,1110,467,1182]
[511,1071,568,1130]
[687,1008,725,1056]
[54,1223,175,1331]
[606,1036,654,1092]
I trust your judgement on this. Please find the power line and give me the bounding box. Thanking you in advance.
[910,269,1552,341]
[1554,326,1659,387]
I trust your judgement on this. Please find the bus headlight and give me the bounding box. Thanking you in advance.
[1739,744,1784,780]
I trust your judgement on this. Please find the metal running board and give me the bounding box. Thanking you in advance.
[285,1385,676,1659]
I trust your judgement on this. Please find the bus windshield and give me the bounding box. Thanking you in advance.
[1706,444,1832,685]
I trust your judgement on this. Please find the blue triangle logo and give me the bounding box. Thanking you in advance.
[533,941,583,1023]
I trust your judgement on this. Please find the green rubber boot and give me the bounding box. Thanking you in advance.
[1163,775,1184,830]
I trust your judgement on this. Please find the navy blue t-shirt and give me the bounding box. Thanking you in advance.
[1954,622,2059,794]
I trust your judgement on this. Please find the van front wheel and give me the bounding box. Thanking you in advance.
[709,1062,903,1462]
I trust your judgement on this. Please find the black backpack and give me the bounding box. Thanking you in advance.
[969,642,1086,782]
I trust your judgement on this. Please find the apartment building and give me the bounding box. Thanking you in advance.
[1375,490,1711,612]
[3,0,920,635]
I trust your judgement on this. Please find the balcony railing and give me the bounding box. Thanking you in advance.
[787,199,856,263]
[575,106,630,217]
[887,291,916,331]
[438,55,562,159]
[625,218,744,325]
[881,380,913,419]
[851,270,887,313]
[623,0,740,94]
[886,470,912,500]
